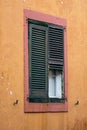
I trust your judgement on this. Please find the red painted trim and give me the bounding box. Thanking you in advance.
[24,9,68,112]
[24,12,29,112]
[24,9,66,27]
[64,26,68,111]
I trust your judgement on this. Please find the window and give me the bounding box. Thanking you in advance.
[24,9,68,112]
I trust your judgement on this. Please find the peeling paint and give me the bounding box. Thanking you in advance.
[61,1,63,4]
[9,90,13,95]
[56,0,64,5]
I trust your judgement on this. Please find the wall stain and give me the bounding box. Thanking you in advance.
[70,118,87,130]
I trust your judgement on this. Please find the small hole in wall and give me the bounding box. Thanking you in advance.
[13,100,18,105]
[75,100,79,105]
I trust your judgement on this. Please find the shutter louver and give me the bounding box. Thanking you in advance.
[48,26,64,70]
[29,24,48,102]
[49,64,63,70]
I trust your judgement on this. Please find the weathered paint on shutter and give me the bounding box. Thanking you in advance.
[29,24,48,102]
[48,26,64,70]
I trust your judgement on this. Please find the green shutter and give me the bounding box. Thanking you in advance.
[48,26,64,70]
[29,24,48,102]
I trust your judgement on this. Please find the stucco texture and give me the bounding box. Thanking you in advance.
[0,0,87,130]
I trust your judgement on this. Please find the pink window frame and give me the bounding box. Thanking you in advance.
[24,9,68,112]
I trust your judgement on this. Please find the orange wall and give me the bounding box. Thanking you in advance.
[0,0,87,130]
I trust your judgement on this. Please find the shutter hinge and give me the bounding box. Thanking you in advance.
[64,26,66,31]
[27,96,29,101]
[26,17,28,23]
[64,97,67,102]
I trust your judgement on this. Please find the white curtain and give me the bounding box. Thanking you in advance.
[49,70,62,98]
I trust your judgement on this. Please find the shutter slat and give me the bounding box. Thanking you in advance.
[49,64,63,70]
[49,39,63,43]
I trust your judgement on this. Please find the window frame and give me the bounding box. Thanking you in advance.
[24,9,68,112]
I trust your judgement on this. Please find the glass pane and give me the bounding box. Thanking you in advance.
[49,70,62,98]
[56,71,62,98]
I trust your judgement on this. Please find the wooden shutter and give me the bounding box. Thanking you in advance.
[29,24,48,102]
[48,26,64,70]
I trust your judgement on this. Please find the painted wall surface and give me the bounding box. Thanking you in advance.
[0,0,87,130]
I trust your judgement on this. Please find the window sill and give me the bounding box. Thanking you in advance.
[24,100,68,113]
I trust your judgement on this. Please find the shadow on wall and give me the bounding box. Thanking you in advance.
[69,118,87,130]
